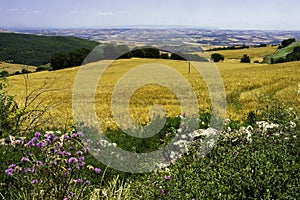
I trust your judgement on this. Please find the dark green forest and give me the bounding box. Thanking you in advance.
[0,33,99,66]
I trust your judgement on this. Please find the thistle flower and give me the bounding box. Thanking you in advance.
[68,157,78,164]
[5,168,14,176]
[35,132,42,137]
[21,157,30,163]
[32,179,38,184]
[95,168,101,173]
[76,179,83,183]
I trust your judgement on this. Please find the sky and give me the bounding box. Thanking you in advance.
[0,0,300,30]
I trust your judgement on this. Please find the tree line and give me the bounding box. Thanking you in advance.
[50,45,208,70]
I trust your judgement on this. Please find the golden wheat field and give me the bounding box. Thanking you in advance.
[0,62,36,74]
[7,47,300,131]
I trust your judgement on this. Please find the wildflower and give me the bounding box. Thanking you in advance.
[35,132,42,137]
[9,164,16,169]
[69,146,74,150]
[21,157,30,163]
[84,146,90,153]
[23,167,31,174]
[37,141,45,148]
[68,157,78,164]
[5,168,14,176]
[85,180,91,185]
[32,179,38,185]
[14,139,24,146]
[77,131,84,137]
[161,189,165,194]
[79,156,84,162]
[76,179,83,183]
[37,161,43,166]
[63,135,70,140]
[71,133,79,138]
[165,175,171,180]
[76,151,83,156]
[94,168,101,173]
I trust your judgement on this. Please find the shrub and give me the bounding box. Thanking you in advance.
[211,53,225,62]
[240,54,251,63]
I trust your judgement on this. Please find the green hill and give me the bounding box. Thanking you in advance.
[0,32,99,66]
[263,41,300,64]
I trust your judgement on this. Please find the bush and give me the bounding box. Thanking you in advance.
[0,78,18,137]
[211,53,225,62]
[240,54,251,63]
[0,70,10,77]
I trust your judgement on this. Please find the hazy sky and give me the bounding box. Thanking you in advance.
[1,0,300,30]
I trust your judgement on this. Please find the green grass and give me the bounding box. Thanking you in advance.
[263,41,300,64]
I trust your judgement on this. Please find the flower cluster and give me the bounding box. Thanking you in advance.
[4,131,101,200]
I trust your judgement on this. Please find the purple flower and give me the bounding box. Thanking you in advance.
[85,180,91,185]
[37,141,45,148]
[26,140,36,148]
[23,167,31,174]
[84,146,90,153]
[76,151,83,156]
[76,179,83,183]
[37,160,43,166]
[32,179,38,184]
[71,133,79,138]
[5,168,14,176]
[35,132,42,137]
[53,136,59,141]
[94,168,101,173]
[79,156,84,162]
[165,175,170,180]
[69,146,74,150]
[46,137,52,144]
[21,157,30,163]
[161,189,165,194]
[9,164,16,169]
[68,157,78,164]
[14,139,24,145]
[77,132,84,137]
[63,135,70,140]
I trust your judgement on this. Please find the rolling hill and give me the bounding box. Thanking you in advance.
[0,32,99,66]
[263,41,300,64]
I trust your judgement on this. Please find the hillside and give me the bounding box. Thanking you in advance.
[0,62,36,74]
[263,41,300,64]
[0,32,99,66]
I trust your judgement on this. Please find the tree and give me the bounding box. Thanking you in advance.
[211,53,224,62]
[240,54,251,63]
[279,38,296,49]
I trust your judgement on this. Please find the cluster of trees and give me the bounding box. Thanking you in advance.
[207,45,249,52]
[50,45,209,70]
[271,46,300,64]
[0,33,99,66]
[278,38,296,49]
[210,53,251,63]
[50,48,91,70]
